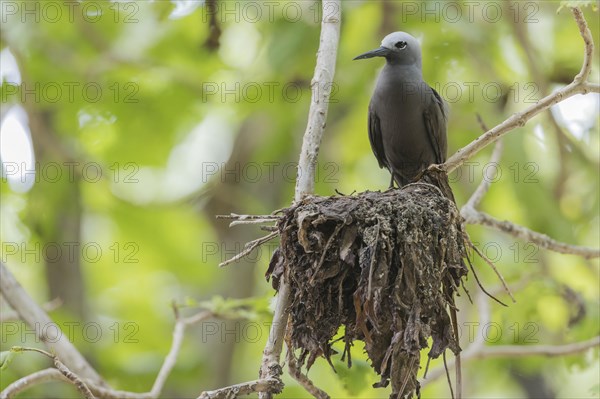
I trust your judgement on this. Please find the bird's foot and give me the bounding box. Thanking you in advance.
[427,163,445,172]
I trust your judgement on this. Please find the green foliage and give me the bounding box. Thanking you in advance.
[0,350,16,371]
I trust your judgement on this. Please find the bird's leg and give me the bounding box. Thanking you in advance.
[427,163,445,173]
[389,174,396,189]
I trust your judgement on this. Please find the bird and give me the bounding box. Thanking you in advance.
[354,32,449,191]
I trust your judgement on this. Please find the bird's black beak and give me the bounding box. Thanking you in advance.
[353,47,389,60]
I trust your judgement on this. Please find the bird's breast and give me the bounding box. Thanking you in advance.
[370,78,437,171]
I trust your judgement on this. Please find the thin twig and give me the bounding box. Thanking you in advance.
[0,296,62,322]
[150,307,213,397]
[469,244,516,303]
[216,213,279,220]
[423,335,600,386]
[198,378,283,399]
[0,305,233,399]
[4,347,95,399]
[462,245,507,307]
[286,349,330,399]
[443,352,455,399]
[465,210,600,259]
[463,138,504,211]
[0,369,68,399]
[0,262,105,385]
[229,219,278,227]
[219,231,279,267]
[571,7,594,84]
[449,300,461,399]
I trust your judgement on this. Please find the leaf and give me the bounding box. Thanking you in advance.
[0,347,25,370]
[0,351,15,370]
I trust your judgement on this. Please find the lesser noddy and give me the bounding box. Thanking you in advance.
[354,32,448,189]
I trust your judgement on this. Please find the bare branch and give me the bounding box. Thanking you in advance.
[258,282,290,399]
[219,231,279,267]
[475,336,600,358]
[294,1,342,200]
[424,289,596,386]
[571,7,594,84]
[0,369,67,399]
[443,7,597,172]
[198,378,283,399]
[468,241,516,303]
[0,307,234,399]
[0,296,62,322]
[149,308,213,397]
[260,2,341,397]
[1,347,95,399]
[216,213,279,222]
[216,213,279,231]
[0,261,105,385]
[423,335,600,386]
[464,210,600,259]
[229,219,277,227]
[463,139,504,211]
[287,349,330,399]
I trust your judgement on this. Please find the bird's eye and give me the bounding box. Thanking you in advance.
[395,41,407,49]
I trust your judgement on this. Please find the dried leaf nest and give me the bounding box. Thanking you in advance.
[267,184,469,398]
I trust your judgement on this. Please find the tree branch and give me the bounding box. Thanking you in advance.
[463,210,600,259]
[219,231,279,267]
[463,139,504,211]
[0,261,105,385]
[1,347,95,399]
[474,336,600,358]
[0,290,246,399]
[423,335,600,386]
[259,2,341,398]
[286,347,330,399]
[0,296,62,322]
[149,307,214,398]
[459,7,600,261]
[198,378,283,399]
[443,7,598,173]
[294,1,342,200]
[0,369,67,399]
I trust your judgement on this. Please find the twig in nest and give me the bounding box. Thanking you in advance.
[467,240,516,303]
[443,351,455,399]
[219,231,279,267]
[286,348,330,399]
[449,300,462,399]
[463,247,508,307]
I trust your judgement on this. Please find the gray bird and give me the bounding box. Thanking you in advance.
[354,32,448,189]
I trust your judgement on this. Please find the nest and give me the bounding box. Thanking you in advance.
[267,183,469,398]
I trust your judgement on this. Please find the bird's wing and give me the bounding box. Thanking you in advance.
[368,110,388,169]
[423,87,448,164]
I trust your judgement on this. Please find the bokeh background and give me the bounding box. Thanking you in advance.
[1,1,599,398]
